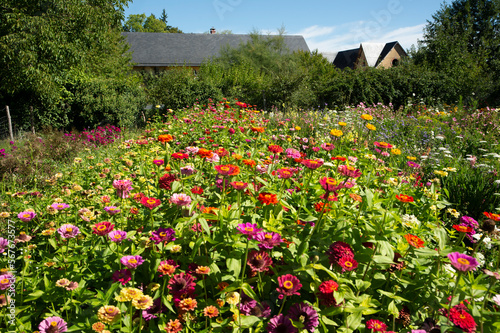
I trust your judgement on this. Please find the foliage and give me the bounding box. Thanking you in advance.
[123,10,183,33]
[0,0,145,130]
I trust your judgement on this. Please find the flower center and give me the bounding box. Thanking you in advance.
[23,214,30,218]
[221,167,229,171]
[326,178,336,185]
[147,199,156,204]
[245,227,253,232]
[97,225,107,231]
[1,279,8,284]
[344,261,353,268]
[457,258,470,265]
[129,259,137,264]
[458,226,468,232]
[159,232,166,237]
[66,227,73,232]
[114,234,122,239]
[51,321,58,327]
[106,308,115,314]
[264,234,272,239]
[283,281,293,289]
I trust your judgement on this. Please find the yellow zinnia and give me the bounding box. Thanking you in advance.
[330,129,343,137]
[366,124,376,131]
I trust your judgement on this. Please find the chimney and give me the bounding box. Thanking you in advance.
[210,27,216,34]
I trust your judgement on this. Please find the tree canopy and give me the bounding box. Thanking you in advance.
[123,10,183,33]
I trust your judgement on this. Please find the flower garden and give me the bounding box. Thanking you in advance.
[1,100,500,333]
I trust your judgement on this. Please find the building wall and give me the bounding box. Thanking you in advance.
[377,46,405,69]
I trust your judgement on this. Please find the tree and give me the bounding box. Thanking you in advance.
[123,11,183,33]
[0,0,145,129]
[413,0,500,105]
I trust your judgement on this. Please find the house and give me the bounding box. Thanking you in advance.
[323,41,407,70]
[122,32,310,72]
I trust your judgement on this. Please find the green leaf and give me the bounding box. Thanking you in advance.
[239,315,260,328]
[226,257,241,277]
[388,300,399,317]
[240,282,259,301]
[198,217,211,236]
[345,311,362,330]
[24,290,44,302]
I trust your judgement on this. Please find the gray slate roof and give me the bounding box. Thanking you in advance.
[122,32,310,67]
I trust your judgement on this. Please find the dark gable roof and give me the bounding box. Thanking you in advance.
[332,48,359,69]
[122,32,310,67]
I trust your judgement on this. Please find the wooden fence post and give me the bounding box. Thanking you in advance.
[6,105,14,142]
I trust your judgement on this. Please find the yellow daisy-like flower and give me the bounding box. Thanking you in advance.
[295,126,301,131]
[433,170,448,177]
[364,154,376,160]
[366,124,376,131]
[361,114,373,121]
[330,129,343,137]
[391,148,402,155]
[116,288,144,302]
[0,212,11,218]
[447,208,460,218]
[406,156,417,160]
[226,291,240,305]
[132,295,154,310]
[443,167,457,172]
[338,121,347,126]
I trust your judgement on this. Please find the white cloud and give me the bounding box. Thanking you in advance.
[296,23,426,53]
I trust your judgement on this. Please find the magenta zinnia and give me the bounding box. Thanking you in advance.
[254,231,283,249]
[150,227,176,244]
[337,165,362,178]
[108,230,127,243]
[276,274,302,296]
[38,316,67,333]
[301,159,324,170]
[120,255,144,269]
[236,223,262,239]
[168,272,196,298]
[447,252,480,272]
[112,179,133,198]
[92,221,114,236]
[319,177,339,192]
[247,250,273,273]
[366,319,388,332]
[214,164,240,176]
[57,224,80,239]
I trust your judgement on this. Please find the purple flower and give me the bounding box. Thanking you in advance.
[150,228,176,244]
[447,252,480,272]
[51,203,70,210]
[18,211,36,222]
[57,224,80,239]
[0,237,8,253]
[104,206,121,215]
[407,161,421,169]
[108,230,127,243]
[288,302,319,333]
[38,316,68,333]
[267,314,297,333]
[254,231,283,249]
[120,255,144,269]
[142,298,167,321]
[236,223,262,239]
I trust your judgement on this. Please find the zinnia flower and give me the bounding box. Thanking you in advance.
[132,295,154,310]
[158,134,173,143]
[171,152,189,160]
[112,179,133,198]
[453,225,473,233]
[0,274,14,290]
[317,280,339,307]
[168,272,196,298]
[288,302,319,333]
[366,319,387,331]
[254,231,283,249]
[0,237,9,253]
[257,192,278,205]
[337,165,362,178]
[51,202,70,210]
[97,305,121,324]
[276,274,302,296]
[120,255,144,269]
[301,159,324,170]
[170,193,192,207]
[230,181,248,190]
[159,173,177,190]
[319,177,339,192]
[150,227,176,244]
[141,196,161,209]
[268,144,284,154]
[276,168,294,179]
[338,255,358,272]
[157,259,179,277]
[448,305,477,333]
[286,148,301,159]
[448,252,479,272]
[108,230,127,243]
[203,305,219,318]
[237,223,262,239]
[165,319,183,333]
[247,250,273,273]
[92,221,114,236]
[404,234,425,248]
[178,297,198,311]
[267,314,297,333]
[214,164,240,176]
[57,224,80,239]
[396,194,414,203]
[18,210,36,222]
[38,316,68,333]
[483,211,500,221]
[112,269,132,285]
[326,241,354,266]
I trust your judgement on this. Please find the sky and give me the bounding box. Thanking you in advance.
[123,0,446,53]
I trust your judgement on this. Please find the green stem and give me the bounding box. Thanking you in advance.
[277,295,287,315]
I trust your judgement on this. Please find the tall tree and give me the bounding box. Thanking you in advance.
[123,11,182,33]
[414,0,500,104]
[0,0,144,129]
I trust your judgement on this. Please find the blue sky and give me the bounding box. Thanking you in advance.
[123,0,445,53]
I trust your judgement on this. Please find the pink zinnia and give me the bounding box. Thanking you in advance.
[112,179,133,198]
[92,221,114,236]
[51,203,70,210]
[108,230,127,243]
[153,159,164,166]
[319,177,339,192]
[254,231,283,249]
[320,143,335,151]
[18,211,36,222]
[276,274,302,296]
[120,255,144,269]
[38,316,67,333]
[236,223,262,239]
[230,181,248,190]
[447,252,480,272]
[338,255,358,272]
[57,224,80,239]
[366,319,388,332]
[337,165,362,178]
[170,193,192,207]
[285,148,301,159]
[301,159,324,170]
[276,168,294,179]
[0,274,14,290]
[141,196,161,209]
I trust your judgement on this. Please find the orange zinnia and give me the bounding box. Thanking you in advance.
[404,234,424,248]
[243,159,256,168]
[258,193,278,205]
[251,126,265,133]
[483,212,500,221]
[396,194,414,203]
[197,148,214,159]
[453,225,473,233]
[158,134,173,143]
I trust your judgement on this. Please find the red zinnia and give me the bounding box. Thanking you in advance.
[483,211,500,221]
[404,234,425,248]
[276,274,302,296]
[448,305,477,333]
[159,173,178,190]
[374,141,393,149]
[338,255,358,272]
[331,156,347,161]
[301,159,324,170]
[319,177,338,192]
[230,181,248,191]
[141,196,161,209]
[453,225,473,233]
[366,319,388,332]
[171,152,189,160]
[191,186,204,194]
[318,280,339,307]
[92,221,114,236]
[396,194,414,203]
[268,144,284,154]
[276,168,294,179]
[214,164,240,176]
[258,192,278,205]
